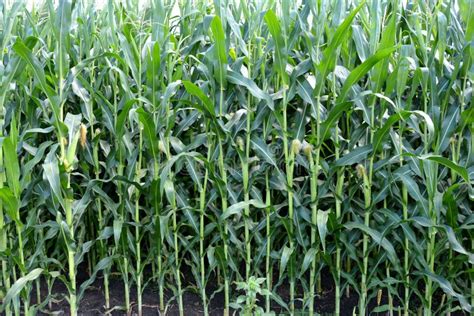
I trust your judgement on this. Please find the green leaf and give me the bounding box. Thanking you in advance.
[136,107,159,163]
[315,0,366,95]
[78,256,117,302]
[443,225,474,264]
[146,41,161,89]
[459,0,474,42]
[420,155,470,184]
[400,174,428,215]
[300,247,318,276]
[437,105,460,153]
[372,111,411,154]
[338,46,397,102]
[116,99,135,138]
[345,222,399,268]
[461,106,474,125]
[221,199,266,220]
[317,210,329,252]
[227,69,274,110]
[12,38,61,126]
[372,10,398,91]
[21,141,53,189]
[3,137,20,198]
[251,138,278,167]
[164,179,177,208]
[0,188,19,222]
[279,245,293,279]
[264,10,288,85]
[210,15,227,87]
[412,110,435,144]
[423,271,472,312]
[183,81,215,118]
[43,160,64,208]
[185,156,203,192]
[210,15,227,66]
[3,268,43,308]
[113,219,123,247]
[334,145,372,167]
[319,101,352,143]
[64,114,82,146]
[64,113,82,165]
[54,0,72,79]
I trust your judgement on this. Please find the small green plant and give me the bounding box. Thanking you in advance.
[233,276,274,316]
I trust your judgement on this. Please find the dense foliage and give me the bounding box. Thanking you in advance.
[0,0,473,315]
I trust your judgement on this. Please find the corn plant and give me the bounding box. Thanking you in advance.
[0,0,473,315]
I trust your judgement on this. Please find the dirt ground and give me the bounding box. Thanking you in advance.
[29,266,465,315]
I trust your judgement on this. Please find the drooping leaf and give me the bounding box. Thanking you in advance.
[372,110,411,154]
[227,69,274,110]
[183,81,215,118]
[334,145,373,167]
[338,46,397,102]
[3,268,43,308]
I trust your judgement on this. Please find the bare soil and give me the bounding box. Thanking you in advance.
[29,266,465,315]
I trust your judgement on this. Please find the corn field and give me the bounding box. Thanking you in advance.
[0,0,473,315]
